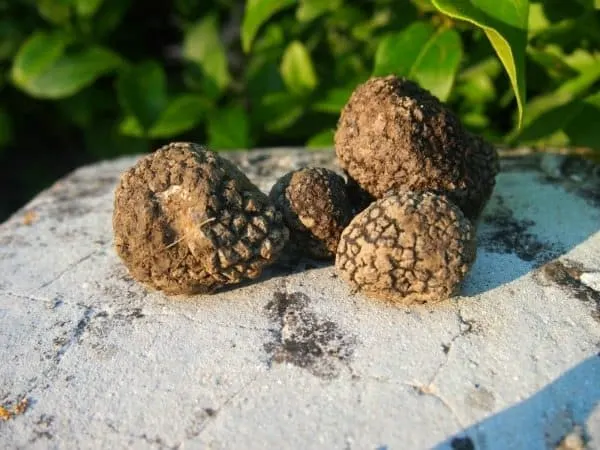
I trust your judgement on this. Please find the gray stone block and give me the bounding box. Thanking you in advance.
[0,148,599,449]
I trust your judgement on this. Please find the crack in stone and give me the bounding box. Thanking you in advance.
[34,251,98,292]
[55,306,94,362]
[185,374,261,441]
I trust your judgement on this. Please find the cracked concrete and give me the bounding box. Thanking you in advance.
[1,148,600,449]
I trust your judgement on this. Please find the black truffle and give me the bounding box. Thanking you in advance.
[113,142,289,295]
[269,167,353,259]
[335,75,498,221]
[335,191,476,304]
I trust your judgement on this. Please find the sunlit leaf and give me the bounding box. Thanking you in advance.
[374,22,463,100]
[117,61,168,132]
[12,34,122,99]
[208,106,252,149]
[183,14,231,97]
[242,0,297,52]
[150,95,211,138]
[280,41,318,96]
[432,0,529,127]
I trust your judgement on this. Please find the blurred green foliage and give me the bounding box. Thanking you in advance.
[0,0,599,218]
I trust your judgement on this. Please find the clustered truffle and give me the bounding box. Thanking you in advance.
[335,75,498,221]
[113,142,288,295]
[336,192,476,304]
[113,74,498,303]
[269,168,353,259]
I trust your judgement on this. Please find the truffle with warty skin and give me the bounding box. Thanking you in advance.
[335,75,498,221]
[269,167,353,259]
[113,142,289,295]
[335,191,476,304]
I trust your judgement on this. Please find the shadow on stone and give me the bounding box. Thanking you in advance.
[461,158,600,297]
[434,355,600,449]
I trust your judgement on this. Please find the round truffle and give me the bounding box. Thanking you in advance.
[113,142,289,295]
[335,75,498,221]
[335,191,476,304]
[269,167,353,259]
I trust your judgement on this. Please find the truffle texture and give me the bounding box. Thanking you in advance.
[335,191,476,304]
[113,142,289,295]
[269,168,353,259]
[335,75,498,221]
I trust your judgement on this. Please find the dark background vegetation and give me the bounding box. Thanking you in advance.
[0,0,598,221]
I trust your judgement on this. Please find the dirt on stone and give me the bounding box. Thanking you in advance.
[335,75,498,221]
[113,142,289,295]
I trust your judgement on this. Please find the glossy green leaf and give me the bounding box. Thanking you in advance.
[11,32,67,87]
[431,0,529,127]
[208,106,251,149]
[149,95,211,138]
[517,91,600,148]
[562,91,600,148]
[280,41,318,96]
[12,37,122,99]
[306,129,334,148]
[242,0,297,52]
[183,14,231,97]
[512,58,600,142]
[117,61,168,132]
[296,0,341,22]
[74,0,104,17]
[373,22,463,101]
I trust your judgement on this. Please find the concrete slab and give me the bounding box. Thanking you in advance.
[0,148,599,450]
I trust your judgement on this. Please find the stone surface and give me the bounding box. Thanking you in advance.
[1,148,599,450]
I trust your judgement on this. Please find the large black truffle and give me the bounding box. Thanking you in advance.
[335,75,498,221]
[113,142,289,295]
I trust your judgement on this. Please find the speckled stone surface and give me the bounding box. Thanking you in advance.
[1,148,599,450]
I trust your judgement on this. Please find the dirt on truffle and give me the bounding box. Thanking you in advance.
[269,168,353,259]
[335,75,498,221]
[113,142,289,295]
[336,191,476,304]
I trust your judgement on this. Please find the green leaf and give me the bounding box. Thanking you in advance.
[306,129,334,148]
[149,95,211,138]
[183,14,231,98]
[11,32,67,87]
[117,61,168,132]
[373,22,463,101]
[280,41,318,96]
[253,92,304,132]
[119,115,144,138]
[517,91,600,148]
[38,0,72,25]
[296,0,341,22]
[242,0,297,52]
[431,0,529,128]
[208,106,251,149]
[12,35,122,99]
[74,0,104,17]
[312,86,354,113]
[512,58,600,141]
[0,106,13,149]
[562,91,600,148]
[0,20,23,61]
